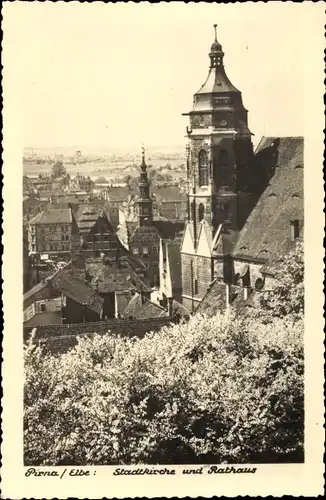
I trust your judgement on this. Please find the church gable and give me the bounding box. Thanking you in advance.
[180,222,195,255]
[196,221,212,257]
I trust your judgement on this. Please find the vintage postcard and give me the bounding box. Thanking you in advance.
[1,1,325,498]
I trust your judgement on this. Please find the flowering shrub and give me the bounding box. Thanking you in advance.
[254,241,304,321]
[24,309,303,465]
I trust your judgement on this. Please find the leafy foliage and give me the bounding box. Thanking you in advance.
[24,244,304,465]
[51,161,67,179]
[24,314,303,465]
[254,241,304,321]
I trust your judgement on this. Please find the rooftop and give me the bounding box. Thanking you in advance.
[51,269,104,314]
[29,208,72,225]
[233,137,304,261]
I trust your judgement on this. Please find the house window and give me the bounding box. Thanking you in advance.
[132,248,139,255]
[142,246,149,255]
[198,150,209,186]
[194,278,199,295]
[255,278,264,291]
[31,226,35,233]
[40,303,46,312]
[290,220,300,241]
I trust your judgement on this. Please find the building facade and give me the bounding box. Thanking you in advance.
[28,208,79,260]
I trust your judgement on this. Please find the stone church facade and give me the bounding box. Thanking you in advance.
[181,26,303,312]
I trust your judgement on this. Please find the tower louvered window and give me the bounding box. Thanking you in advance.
[198,150,209,186]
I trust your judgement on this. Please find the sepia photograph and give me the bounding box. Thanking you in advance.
[1,1,324,498]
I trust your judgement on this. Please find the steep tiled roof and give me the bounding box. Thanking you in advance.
[29,208,72,225]
[195,280,227,316]
[171,299,190,317]
[52,270,104,314]
[86,258,151,294]
[123,293,167,320]
[233,137,304,261]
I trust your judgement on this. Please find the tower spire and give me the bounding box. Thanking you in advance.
[213,23,217,42]
[137,145,153,226]
[141,144,146,171]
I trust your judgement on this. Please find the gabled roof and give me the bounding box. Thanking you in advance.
[86,258,151,294]
[195,280,227,316]
[171,299,190,317]
[29,208,72,225]
[233,137,304,261]
[123,293,167,320]
[51,270,104,314]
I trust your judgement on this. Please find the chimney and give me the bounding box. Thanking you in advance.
[167,296,173,318]
[225,283,231,308]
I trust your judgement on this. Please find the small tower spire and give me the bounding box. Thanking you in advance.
[141,144,147,171]
[213,24,217,42]
[137,145,153,226]
[209,23,224,68]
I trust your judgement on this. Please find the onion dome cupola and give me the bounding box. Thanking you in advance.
[137,146,153,227]
[186,25,252,137]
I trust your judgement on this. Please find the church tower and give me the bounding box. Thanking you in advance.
[137,147,153,227]
[181,25,254,311]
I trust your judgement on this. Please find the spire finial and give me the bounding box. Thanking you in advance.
[140,144,147,171]
[213,24,217,42]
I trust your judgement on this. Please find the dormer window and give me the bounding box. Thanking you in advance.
[290,219,300,241]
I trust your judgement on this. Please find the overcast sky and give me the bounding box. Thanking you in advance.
[3,2,323,151]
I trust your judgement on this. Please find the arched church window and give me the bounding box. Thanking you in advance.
[191,200,196,222]
[198,204,204,222]
[198,150,209,187]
